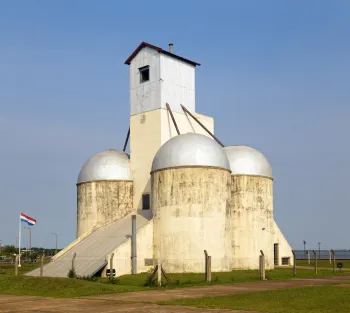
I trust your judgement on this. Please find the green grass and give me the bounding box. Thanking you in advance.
[0,261,349,298]
[161,285,350,313]
[0,262,40,276]
[117,267,349,287]
[0,275,146,297]
[297,259,350,269]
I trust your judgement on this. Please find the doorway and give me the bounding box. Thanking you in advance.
[142,194,150,210]
[274,243,279,266]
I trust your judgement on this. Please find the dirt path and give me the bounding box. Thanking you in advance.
[295,265,350,271]
[86,275,350,302]
[0,295,259,313]
[1,275,350,312]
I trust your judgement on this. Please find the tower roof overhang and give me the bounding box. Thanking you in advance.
[124,42,201,67]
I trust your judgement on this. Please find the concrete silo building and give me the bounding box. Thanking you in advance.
[225,146,275,269]
[27,42,293,278]
[151,133,232,272]
[76,149,133,238]
[224,146,292,268]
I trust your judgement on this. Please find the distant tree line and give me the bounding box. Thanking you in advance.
[0,245,61,260]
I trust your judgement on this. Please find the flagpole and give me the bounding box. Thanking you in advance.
[18,213,21,267]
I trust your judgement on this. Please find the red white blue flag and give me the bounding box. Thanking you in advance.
[20,213,36,226]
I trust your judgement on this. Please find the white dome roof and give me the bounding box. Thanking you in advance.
[224,146,272,178]
[77,149,132,184]
[151,133,230,172]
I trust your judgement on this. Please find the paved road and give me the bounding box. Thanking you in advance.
[87,275,350,302]
[1,275,350,313]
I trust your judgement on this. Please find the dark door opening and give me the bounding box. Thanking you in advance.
[142,194,150,210]
[274,243,279,266]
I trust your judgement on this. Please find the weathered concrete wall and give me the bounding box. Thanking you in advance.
[130,109,162,210]
[130,108,214,211]
[77,181,133,238]
[103,220,154,277]
[160,109,214,144]
[274,220,294,266]
[230,175,274,270]
[152,167,232,273]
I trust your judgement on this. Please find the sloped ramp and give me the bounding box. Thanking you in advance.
[25,211,151,278]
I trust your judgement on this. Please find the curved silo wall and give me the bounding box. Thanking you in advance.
[77,180,133,238]
[152,167,232,273]
[230,175,274,270]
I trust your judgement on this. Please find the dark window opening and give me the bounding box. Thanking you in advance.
[274,243,279,266]
[282,257,290,265]
[139,66,150,83]
[142,194,150,210]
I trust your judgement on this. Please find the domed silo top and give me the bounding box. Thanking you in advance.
[151,133,230,172]
[224,145,272,178]
[77,149,132,184]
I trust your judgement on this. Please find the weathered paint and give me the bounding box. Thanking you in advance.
[130,47,161,116]
[104,220,154,277]
[160,53,195,114]
[152,167,232,273]
[129,47,196,116]
[27,212,150,278]
[77,181,133,237]
[230,175,274,270]
[130,108,214,210]
[274,220,294,266]
[160,109,214,145]
[130,109,162,210]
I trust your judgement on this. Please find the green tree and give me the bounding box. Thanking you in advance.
[2,245,17,256]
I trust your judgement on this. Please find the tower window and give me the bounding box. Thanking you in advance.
[139,66,150,83]
[142,194,150,210]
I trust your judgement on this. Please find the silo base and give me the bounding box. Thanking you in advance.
[152,167,233,273]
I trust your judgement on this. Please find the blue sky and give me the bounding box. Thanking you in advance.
[0,0,349,250]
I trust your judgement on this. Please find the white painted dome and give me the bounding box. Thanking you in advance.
[224,146,272,178]
[77,149,132,184]
[151,133,230,172]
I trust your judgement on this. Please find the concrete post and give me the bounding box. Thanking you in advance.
[131,215,137,275]
[260,250,266,280]
[259,256,263,280]
[207,256,212,282]
[307,250,310,264]
[331,250,335,273]
[15,255,18,276]
[204,250,208,281]
[109,253,114,280]
[72,253,76,272]
[40,254,45,277]
[157,250,161,286]
[329,250,331,264]
[292,250,296,276]
[312,250,317,275]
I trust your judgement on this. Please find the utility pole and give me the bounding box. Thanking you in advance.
[52,233,58,255]
[318,242,321,260]
[303,240,306,255]
[24,227,32,252]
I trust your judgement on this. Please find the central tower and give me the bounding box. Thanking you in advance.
[125,42,199,115]
[125,42,214,210]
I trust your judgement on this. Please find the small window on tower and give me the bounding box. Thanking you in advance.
[142,194,150,210]
[139,66,150,83]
